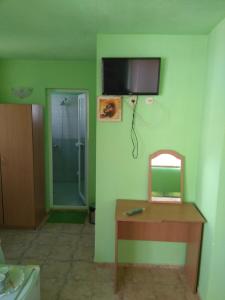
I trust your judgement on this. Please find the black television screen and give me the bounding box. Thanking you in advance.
[102,57,161,95]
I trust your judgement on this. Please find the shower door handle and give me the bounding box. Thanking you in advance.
[75,142,84,147]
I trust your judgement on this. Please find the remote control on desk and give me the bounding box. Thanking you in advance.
[126,207,145,216]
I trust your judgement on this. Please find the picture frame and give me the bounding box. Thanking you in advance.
[97,96,122,122]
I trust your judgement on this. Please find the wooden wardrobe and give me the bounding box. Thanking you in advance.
[0,104,46,228]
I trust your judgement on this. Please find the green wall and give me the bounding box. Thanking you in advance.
[0,59,96,209]
[95,34,207,264]
[197,17,225,300]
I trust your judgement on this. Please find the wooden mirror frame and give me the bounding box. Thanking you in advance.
[148,149,184,203]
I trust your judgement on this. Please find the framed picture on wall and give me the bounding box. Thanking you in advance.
[97,96,122,122]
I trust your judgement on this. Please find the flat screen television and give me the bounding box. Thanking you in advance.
[102,57,161,95]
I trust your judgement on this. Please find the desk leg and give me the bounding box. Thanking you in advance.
[185,223,203,293]
[114,222,119,293]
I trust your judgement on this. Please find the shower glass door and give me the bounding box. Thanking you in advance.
[50,91,87,207]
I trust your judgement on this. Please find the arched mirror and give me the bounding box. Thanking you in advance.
[148,150,184,203]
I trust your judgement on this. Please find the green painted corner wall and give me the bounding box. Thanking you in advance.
[0,59,96,209]
[95,34,208,264]
[197,17,225,300]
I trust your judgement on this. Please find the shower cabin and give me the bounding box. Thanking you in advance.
[49,90,88,208]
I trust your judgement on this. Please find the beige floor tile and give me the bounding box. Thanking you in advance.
[41,277,63,300]
[73,245,94,261]
[59,280,92,300]
[40,223,64,233]
[33,232,57,245]
[1,231,36,245]
[153,283,187,300]
[185,290,199,300]
[0,229,11,236]
[151,267,182,286]
[116,267,197,300]
[92,295,121,300]
[23,243,52,259]
[94,265,114,283]
[123,266,154,285]
[178,269,190,289]
[50,245,75,261]
[78,234,95,247]
[83,223,95,235]
[92,281,121,300]
[54,233,79,247]
[31,239,56,249]
[19,258,45,266]
[3,243,27,259]
[91,290,123,300]
[41,261,71,279]
[4,258,20,265]
[61,224,84,234]
[70,261,96,281]
[122,282,157,300]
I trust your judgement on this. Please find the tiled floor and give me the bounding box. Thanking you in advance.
[0,222,199,300]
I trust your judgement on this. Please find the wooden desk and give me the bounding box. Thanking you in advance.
[115,199,205,293]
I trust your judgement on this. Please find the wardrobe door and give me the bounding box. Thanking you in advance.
[0,104,35,227]
[32,105,46,226]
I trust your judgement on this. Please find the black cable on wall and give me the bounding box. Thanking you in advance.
[130,96,139,159]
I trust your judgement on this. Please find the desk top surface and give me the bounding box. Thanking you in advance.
[116,199,205,223]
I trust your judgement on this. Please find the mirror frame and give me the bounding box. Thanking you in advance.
[148,149,184,203]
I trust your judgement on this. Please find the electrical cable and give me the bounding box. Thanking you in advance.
[130,96,139,159]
